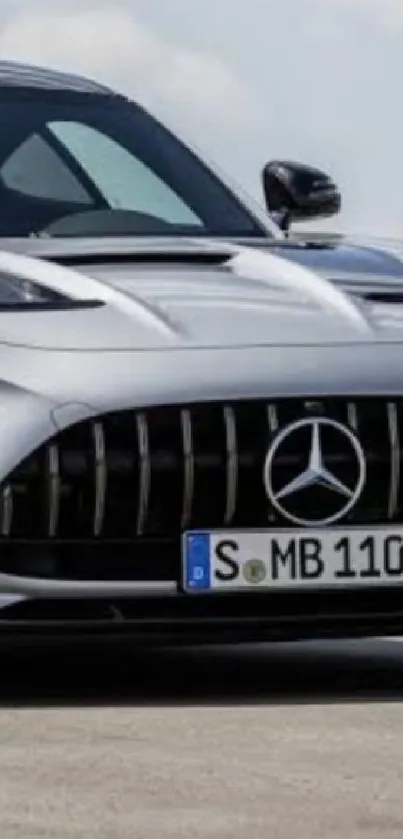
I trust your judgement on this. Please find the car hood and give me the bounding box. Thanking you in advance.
[7,228,403,288]
[236,232,403,296]
[0,237,397,352]
[0,236,403,351]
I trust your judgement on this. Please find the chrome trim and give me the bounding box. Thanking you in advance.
[224,405,238,524]
[267,404,279,521]
[136,412,151,535]
[387,402,400,519]
[47,443,60,537]
[0,577,178,597]
[267,403,279,433]
[181,409,194,529]
[345,403,359,522]
[0,485,12,536]
[93,422,107,536]
[347,402,358,430]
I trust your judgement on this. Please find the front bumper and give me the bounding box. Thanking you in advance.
[0,587,403,645]
[1,391,403,644]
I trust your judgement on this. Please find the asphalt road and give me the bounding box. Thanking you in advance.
[2,637,403,838]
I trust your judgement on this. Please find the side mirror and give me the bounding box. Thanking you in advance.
[262,160,341,234]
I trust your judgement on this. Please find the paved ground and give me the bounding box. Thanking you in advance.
[1,638,403,838]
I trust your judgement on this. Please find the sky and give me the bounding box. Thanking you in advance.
[0,0,401,235]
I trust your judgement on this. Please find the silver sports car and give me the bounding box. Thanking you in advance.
[0,60,403,643]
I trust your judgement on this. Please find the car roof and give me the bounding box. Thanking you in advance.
[0,60,114,96]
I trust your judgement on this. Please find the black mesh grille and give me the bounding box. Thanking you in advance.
[1,398,402,580]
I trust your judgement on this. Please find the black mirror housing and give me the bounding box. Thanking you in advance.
[262,160,341,232]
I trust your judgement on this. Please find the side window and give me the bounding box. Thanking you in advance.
[0,133,93,204]
[49,120,202,225]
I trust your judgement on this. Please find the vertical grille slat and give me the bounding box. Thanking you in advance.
[47,443,60,537]
[347,401,358,431]
[267,403,279,522]
[387,401,400,520]
[136,412,151,536]
[223,405,238,525]
[345,401,359,522]
[268,403,279,433]
[1,485,13,536]
[93,422,107,536]
[181,409,194,530]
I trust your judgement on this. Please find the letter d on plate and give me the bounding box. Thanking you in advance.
[184,533,211,590]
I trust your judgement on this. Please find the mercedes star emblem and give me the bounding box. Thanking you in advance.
[263,416,366,526]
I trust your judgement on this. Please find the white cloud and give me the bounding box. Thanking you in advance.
[334,0,403,33]
[0,2,261,141]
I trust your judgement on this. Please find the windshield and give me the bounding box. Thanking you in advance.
[0,89,268,239]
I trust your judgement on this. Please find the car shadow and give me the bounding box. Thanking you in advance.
[2,636,403,708]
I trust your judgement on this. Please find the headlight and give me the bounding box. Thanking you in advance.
[0,250,104,311]
[0,274,63,304]
[0,273,103,311]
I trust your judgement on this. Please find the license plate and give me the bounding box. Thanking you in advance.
[182,528,403,592]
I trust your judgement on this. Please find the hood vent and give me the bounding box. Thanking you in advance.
[362,291,403,304]
[341,283,403,304]
[51,251,232,268]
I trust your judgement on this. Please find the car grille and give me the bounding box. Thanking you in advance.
[0,398,401,580]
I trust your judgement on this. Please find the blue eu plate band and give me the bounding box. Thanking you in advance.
[184,532,211,590]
